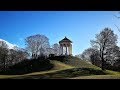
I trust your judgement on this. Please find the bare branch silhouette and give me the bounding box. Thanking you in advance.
[115,24,120,32]
[113,15,120,19]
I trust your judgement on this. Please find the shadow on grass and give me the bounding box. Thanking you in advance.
[8,68,107,79]
[0,58,54,75]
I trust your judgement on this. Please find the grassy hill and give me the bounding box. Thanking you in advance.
[63,56,98,68]
[0,60,74,79]
[0,58,54,75]
[70,70,120,79]
[0,56,120,79]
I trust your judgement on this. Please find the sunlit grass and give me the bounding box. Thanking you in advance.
[0,60,74,79]
[0,57,120,79]
[70,75,120,79]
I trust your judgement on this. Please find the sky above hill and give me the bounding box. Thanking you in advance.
[0,11,120,55]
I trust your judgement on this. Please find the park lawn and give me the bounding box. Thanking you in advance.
[64,56,99,69]
[70,75,120,79]
[0,57,120,79]
[1,69,120,79]
[5,67,120,79]
[69,69,120,79]
[0,60,74,79]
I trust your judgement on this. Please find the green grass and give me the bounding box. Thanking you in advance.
[0,60,74,79]
[70,75,120,79]
[50,60,74,70]
[1,68,120,79]
[0,68,106,79]
[0,59,53,75]
[64,56,99,69]
[2,61,105,79]
[0,56,120,79]
[70,69,120,79]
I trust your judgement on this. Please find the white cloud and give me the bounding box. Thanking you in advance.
[0,39,19,49]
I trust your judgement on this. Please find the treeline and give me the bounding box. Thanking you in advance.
[0,34,60,72]
[79,28,120,71]
[0,41,29,71]
[25,34,60,59]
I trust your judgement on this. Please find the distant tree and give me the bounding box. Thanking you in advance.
[18,48,29,59]
[8,49,17,65]
[0,41,8,71]
[16,49,29,62]
[0,41,8,48]
[46,48,55,56]
[91,28,118,70]
[81,48,100,66]
[25,34,50,59]
[104,45,120,65]
[9,49,28,65]
[80,54,85,60]
[75,54,85,60]
[52,43,60,56]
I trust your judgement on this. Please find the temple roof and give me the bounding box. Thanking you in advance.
[59,37,72,43]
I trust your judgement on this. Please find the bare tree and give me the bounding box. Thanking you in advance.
[113,12,120,32]
[104,45,120,65]
[52,43,60,56]
[81,48,100,65]
[46,48,55,56]
[16,49,29,62]
[8,49,17,65]
[25,34,50,59]
[8,49,29,65]
[91,28,118,70]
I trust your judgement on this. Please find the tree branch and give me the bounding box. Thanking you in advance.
[115,24,120,32]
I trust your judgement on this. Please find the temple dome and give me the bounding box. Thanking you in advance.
[59,37,72,43]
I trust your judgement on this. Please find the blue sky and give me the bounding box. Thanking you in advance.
[0,11,120,55]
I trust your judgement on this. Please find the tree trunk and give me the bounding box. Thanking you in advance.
[101,47,105,71]
[3,61,5,71]
[101,55,105,70]
[3,56,6,71]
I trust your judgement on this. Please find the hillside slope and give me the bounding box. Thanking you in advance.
[0,56,120,79]
[0,60,74,79]
[0,58,108,79]
[62,56,99,69]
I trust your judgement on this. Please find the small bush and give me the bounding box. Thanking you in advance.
[49,56,66,62]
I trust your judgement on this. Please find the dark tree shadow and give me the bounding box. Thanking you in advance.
[0,56,54,75]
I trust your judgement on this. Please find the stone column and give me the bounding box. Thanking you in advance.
[69,44,72,55]
[68,46,70,55]
[68,44,72,55]
[66,45,67,55]
[62,44,63,55]
[60,44,62,55]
